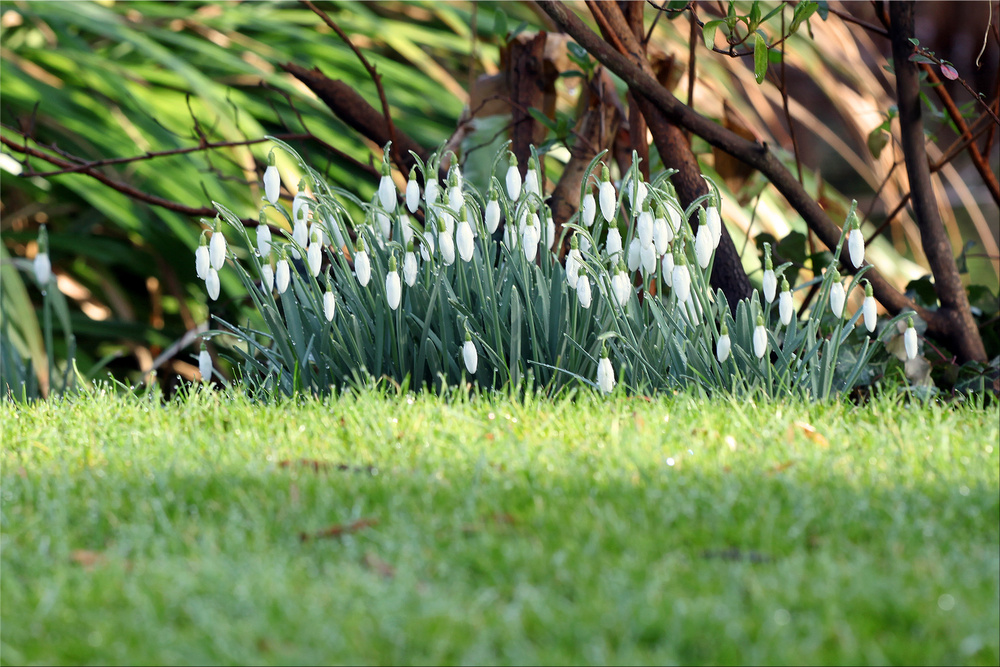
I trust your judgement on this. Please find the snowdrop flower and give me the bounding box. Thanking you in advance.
[862,281,877,333]
[717,323,731,363]
[374,209,391,240]
[33,247,51,285]
[606,226,623,260]
[424,177,440,208]
[456,213,475,263]
[292,187,309,224]
[904,316,917,360]
[641,243,657,276]
[627,238,641,272]
[485,193,501,234]
[762,244,776,304]
[198,343,212,382]
[612,261,631,307]
[596,344,615,394]
[665,204,682,237]
[694,223,712,269]
[565,236,582,289]
[276,256,290,294]
[706,205,722,248]
[385,253,401,310]
[420,233,435,262]
[579,233,591,254]
[323,286,336,322]
[524,157,540,198]
[848,213,865,268]
[829,268,845,318]
[400,213,414,247]
[577,271,592,308]
[195,237,210,281]
[599,164,616,222]
[256,222,272,259]
[653,211,671,255]
[627,179,648,212]
[438,207,455,237]
[662,249,675,286]
[582,186,596,227]
[291,219,307,259]
[209,228,226,271]
[505,155,522,201]
[438,217,456,265]
[637,205,654,247]
[753,315,768,358]
[779,277,793,326]
[307,228,323,278]
[545,208,556,251]
[261,260,274,292]
[262,152,280,205]
[355,239,372,286]
[403,242,419,286]
[672,254,691,304]
[463,331,478,374]
[378,162,396,212]
[206,267,220,301]
[521,210,540,262]
[448,169,464,212]
[324,214,345,250]
[405,167,420,213]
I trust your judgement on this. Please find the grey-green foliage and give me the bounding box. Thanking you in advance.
[209,140,908,399]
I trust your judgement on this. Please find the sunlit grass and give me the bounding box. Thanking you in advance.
[2,388,997,664]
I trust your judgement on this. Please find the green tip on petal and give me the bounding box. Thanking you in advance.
[781,277,790,291]
[830,268,841,282]
[527,156,536,169]
[601,164,610,181]
[200,342,207,352]
[267,149,275,167]
[721,323,729,335]
[357,238,366,252]
[600,343,609,359]
[907,316,914,328]
[756,315,764,326]
[509,152,518,166]
[406,240,415,252]
[865,281,873,297]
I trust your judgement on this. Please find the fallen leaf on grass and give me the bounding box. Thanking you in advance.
[70,549,106,570]
[362,551,396,578]
[300,518,379,542]
[768,460,796,474]
[785,421,829,448]
[278,459,375,474]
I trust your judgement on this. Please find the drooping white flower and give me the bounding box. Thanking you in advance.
[420,233,435,262]
[198,344,212,382]
[195,243,210,281]
[463,335,478,374]
[424,178,440,207]
[597,345,615,394]
[291,219,307,259]
[324,289,336,321]
[640,244,657,276]
[355,242,372,286]
[261,262,274,292]
[695,224,712,269]
[717,324,731,363]
[276,258,290,293]
[386,254,401,311]
[627,179,648,212]
[753,315,768,358]
[403,246,419,286]
[577,274,592,308]
[206,267,220,301]
[521,215,540,262]
[612,263,631,307]
[545,210,556,251]
[761,243,776,303]
[400,214,414,247]
[438,207,455,237]
[292,191,309,224]
[627,237,641,272]
[378,169,396,212]
[672,258,691,304]
[904,317,917,360]
[706,205,722,248]
[582,189,596,227]
[524,160,539,198]
[829,269,845,318]
[579,234,591,254]
[565,247,582,290]
[606,227,623,259]
[405,168,420,213]
[506,157,522,201]
[653,214,670,255]
[637,209,653,247]
[33,251,51,285]
[457,218,475,263]
[599,165,616,222]
[849,228,865,268]
[325,214,345,249]
[209,229,226,271]
[662,251,675,286]
[779,278,793,326]
[485,197,501,234]
[665,204,682,237]
[263,163,280,205]
[307,240,322,277]
[448,183,464,213]
[439,223,456,265]
[862,281,877,333]
[256,224,272,259]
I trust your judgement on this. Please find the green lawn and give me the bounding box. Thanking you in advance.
[2,388,998,665]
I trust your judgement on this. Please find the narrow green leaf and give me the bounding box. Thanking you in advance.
[753,33,768,84]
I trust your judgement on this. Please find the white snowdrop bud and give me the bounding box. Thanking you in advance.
[717,324,731,363]
[33,251,51,285]
[276,258,290,293]
[486,197,501,234]
[762,244,776,303]
[606,226,623,259]
[457,218,475,263]
[405,168,420,213]
[753,315,768,358]
[577,273,592,308]
[323,289,336,321]
[403,246,418,286]
[209,229,226,271]
[521,215,540,262]
[779,278,793,326]
[506,158,522,201]
[261,262,274,292]
[195,242,210,281]
[829,269,845,318]
[565,244,582,290]
[637,209,653,247]
[524,157,539,197]
[355,241,371,286]
[653,214,670,255]
[641,244,657,275]
[665,205,682,236]
[307,241,322,277]
[448,184,464,213]
[374,210,390,240]
[628,180,648,212]
[439,223,456,265]
[627,238,641,272]
[438,208,455,237]
[291,219,307,259]
[206,267,221,301]
[597,344,615,394]
[198,344,212,382]
[292,191,309,224]
[662,251,675,286]
[863,282,877,333]
[904,317,917,360]
[672,258,691,304]
[257,224,272,259]
[545,211,556,251]
[378,166,396,212]
[463,334,478,374]
[612,263,631,307]
[385,254,401,311]
[582,190,596,227]
[579,234,591,254]
[849,227,865,268]
[599,165,616,222]
[424,178,440,207]
[263,163,280,205]
[420,233,435,262]
[706,206,722,248]
[695,224,712,269]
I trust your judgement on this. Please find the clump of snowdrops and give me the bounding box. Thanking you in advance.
[200,138,915,398]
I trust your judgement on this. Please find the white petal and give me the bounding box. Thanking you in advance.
[662,254,674,286]
[195,246,210,281]
[256,225,272,259]
[209,231,226,270]
[457,221,475,262]
[406,179,420,213]
[440,233,455,265]
[672,264,691,303]
[206,268,220,301]
[779,290,793,326]
[261,264,274,292]
[424,179,440,206]
[627,238,641,272]
[486,200,501,234]
[524,170,539,197]
[263,165,280,205]
[378,175,396,211]
[577,277,592,308]
[904,326,917,360]
[582,192,596,227]
[198,348,212,382]
[463,340,478,374]
[863,296,877,332]
[831,283,845,318]
[506,166,521,201]
[356,251,371,286]
[597,357,615,394]
[695,225,712,268]
[324,290,336,321]
[276,259,290,293]
[565,249,581,290]
[706,207,722,248]
[641,244,656,275]
[33,252,51,285]
[599,181,616,222]
[717,334,731,363]
[849,230,865,268]
[386,271,401,310]
[448,185,464,213]
[606,227,623,259]
[763,270,777,304]
[653,218,669,255]
[753,325,768,358]
[307,243,322,277]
